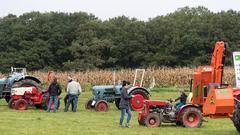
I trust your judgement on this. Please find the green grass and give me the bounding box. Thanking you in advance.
[0,89,238,135]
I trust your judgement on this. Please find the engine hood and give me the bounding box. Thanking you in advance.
[92,85,121,90]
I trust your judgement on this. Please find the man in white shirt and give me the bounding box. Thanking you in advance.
[64,77,82,112]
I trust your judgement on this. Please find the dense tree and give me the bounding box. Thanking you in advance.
[0,7,240,72]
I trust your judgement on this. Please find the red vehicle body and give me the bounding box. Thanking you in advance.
[138,41,240,129]
[8,86,58,110]
[8,71,60,110]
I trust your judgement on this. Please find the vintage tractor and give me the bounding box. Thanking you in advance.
[0,67,41,103]
[138,41,240,129]
[138,99,202,128]
[8,86,59,110]
[85,69,150,112]
[8,71,60,110]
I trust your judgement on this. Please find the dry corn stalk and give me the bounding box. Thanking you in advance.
[0,67,235,91]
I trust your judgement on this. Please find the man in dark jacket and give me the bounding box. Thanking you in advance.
[119,80,134,128]
[47,78,62,113]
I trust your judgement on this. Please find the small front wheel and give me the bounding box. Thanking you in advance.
[144,113,161,128]
[94,100,109,112]
[15,99,28,110]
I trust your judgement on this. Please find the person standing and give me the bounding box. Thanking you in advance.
[119,80,134,128]
[64,76,74,110]
[47,77,62,113]
[64,77,82,112]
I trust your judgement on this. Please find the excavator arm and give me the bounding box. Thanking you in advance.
[210,41,225,84]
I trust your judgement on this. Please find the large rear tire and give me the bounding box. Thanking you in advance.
[5,96,11,103]
[182,107,202,128]
[15,99,28,110]
[85,99,94,110]
[130,89,149,111]
[41,95,60,110]
[138,119,145,126]
[232,101,240,132]
[144,113,161,128]
[8,98,15,109]
[115,98,120,110]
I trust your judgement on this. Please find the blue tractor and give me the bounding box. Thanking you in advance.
[85,69,151,112]
[0,67,41,103]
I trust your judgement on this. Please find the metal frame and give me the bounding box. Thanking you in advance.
[133,69,145,87]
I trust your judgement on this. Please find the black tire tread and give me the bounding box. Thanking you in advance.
[232,102,240,132]
[8,98,14,109]
[115,98,120,110]
[85,99,94,110]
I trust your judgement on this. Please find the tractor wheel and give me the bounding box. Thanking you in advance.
[94,100,109,112]
[41,95,49,110]
[35,104,42,109]
[8,98,15,109]
[138,119,145,126]
[41,95,60,110]
[232,101,240,132]
[130,89,149,111]
[115,98,120,110]
[182,107,202,128]
[5,96,11,103]
[85,99,94,110]
[176,121,183,126]
[144,113,161,127]
[15,99,28,110]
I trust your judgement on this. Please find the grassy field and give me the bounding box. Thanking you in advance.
[0,88,238,135]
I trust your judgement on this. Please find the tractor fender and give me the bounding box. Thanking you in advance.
[233,88,240,100]
[128,86,150,95]
[176,104,201,121]
[17,76,41,84]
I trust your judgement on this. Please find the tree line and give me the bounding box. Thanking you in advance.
[0,6,240,72]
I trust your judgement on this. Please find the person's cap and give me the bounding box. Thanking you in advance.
[68,76,72,81]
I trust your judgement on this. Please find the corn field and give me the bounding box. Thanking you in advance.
[0,67,236,91]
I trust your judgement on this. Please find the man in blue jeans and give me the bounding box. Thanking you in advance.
[47,78,62,113]
[119,80,135,128]
[64,77,81,112]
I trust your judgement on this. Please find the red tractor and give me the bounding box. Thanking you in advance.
[138,41,240,129]
[8,71,60,110]
[8,86,58,110]
[138,99,202,128]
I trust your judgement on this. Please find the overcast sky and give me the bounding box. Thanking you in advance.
[1,0,240,20]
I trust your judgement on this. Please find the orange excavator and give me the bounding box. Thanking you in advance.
[192,41,235,118]
[187,41,240,130]
[138,41,240,131]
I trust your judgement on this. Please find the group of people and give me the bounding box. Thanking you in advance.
[46,77,187,129]
[47,76,81,113]
[46,77,135,128]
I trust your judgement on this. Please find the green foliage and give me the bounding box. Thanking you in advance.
[0,7,240,72]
